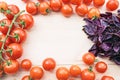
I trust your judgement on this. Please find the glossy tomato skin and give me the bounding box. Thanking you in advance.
[0,1,8,11]
[69,65,81,77]
[75,4,88,16]
[106,0,119,11]
[26,2,38,15]
[95,61,107,73]
[82,52,95,65]
[70,0,81,5]
[17,14,34,30]
[81,69,95,80]
[61,4,73,17]
[50,0,62,12]
[83,0,92,5]
[5,4,20,20]
[101,76,114,80]
[38,2,51,15]
[3,59,19,74]
[30,66,44,79]
[56,67,70,80]
[10,28,27,44]
[21,59,32,71]
[6,43,23,60]
[42,58,56,71]
[93,0,105,7]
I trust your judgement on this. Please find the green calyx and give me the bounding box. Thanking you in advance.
[6,48,13,56]
[14,33,20,42]
[6,9,11,14]
[0,22,6,27]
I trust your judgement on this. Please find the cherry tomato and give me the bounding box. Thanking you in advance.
[56,67,70,80]
[26,2,38,15]
[22,0,29,3]
[95,61,107,73]
[6,43,23,60]
[87,7,100,19]
[101,76,114,80]
[5,4,20,20]
[82,52,95,65]
[61,4,73,17]
[22,75,31,80]
[70,0,81,5]
[50,0,62,12]
[83,0,92,5]
[10,28,27,44]
[0,1,8,11]
[38,2,51,15]
[106,0,119,11]
[93,0,105,7]
[30,66,44,79]
[69,65,81,77]
[3,59,19,74]
[17,14,34,30]
[75,4,88,16]
[42,58,56,71]
[61,0,70,3]
[21,59,32,71]
[81,68,95,80]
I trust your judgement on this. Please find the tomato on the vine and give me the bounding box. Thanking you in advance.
[42,58,56,71]
[17,14,34,30]
[106,0,119,11]
[21,59,32,71]
[6,43,23,60]
[95,61,107,73]
[5,4,20,20]
[10,28,27,44]
[70,0,81,5]
[50,0,62,12]
[61,4,73,17]
[3,59,19,74]
[30,66,44,79]
[83,0,92,5]
[101,76,114,80]
[56,67,70,80]
[75,4,88,16]
[93,0,105,7]
[0,1,8,11]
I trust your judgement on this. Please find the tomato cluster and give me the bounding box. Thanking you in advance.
[24,0,119,18]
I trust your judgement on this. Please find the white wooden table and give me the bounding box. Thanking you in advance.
[0,0,120,80]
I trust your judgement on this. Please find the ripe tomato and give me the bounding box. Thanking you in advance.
[42,58,56,71]
[21,59,32,71]
[22,75,39,80]
[75,4,88,16]
[56,67,70,80]
[70,0,81,5]
[83,0,92,5]
[17,14,34,30]
[50,0,62,12]
[22,0,29,3]
[101,76,114,80]
[10,28,27,44]
[3,59,19,74]
[26,2,38,15]
[69,65,81,77]
[5,4,20,20]
[61,4,73,17]
[0,1,8,11]
[30,66,44,79]
[106,0,119,11]
[95,61,107,73]
[87,7,100,19]
[6,43,23,60]
[82,52,95,65]
[81,68,95,80]
[93,0,105,7]
[62,0,70,3]
[38,2,51,15]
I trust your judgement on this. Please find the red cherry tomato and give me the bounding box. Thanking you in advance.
[75,4,88,16]
[10,28,27,44]
[83,0,93,5]
[56,67,70,80]
[21,59,32,71]
[26,2,38,15]
[61,4,73,17]
[50,0,62,12]
[70,0,81,5]
[42,58,56,71]
[6,43,23,60]
[3,59,19,74]
[106,0,119,11]
[17,14,34,30]
[101,76,114,80]
[61,0,70,3]
[30,66,44,79]
[0,1,8,11]
[93,0,105,7]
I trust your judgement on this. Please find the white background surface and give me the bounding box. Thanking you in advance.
[0,0,120,80]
